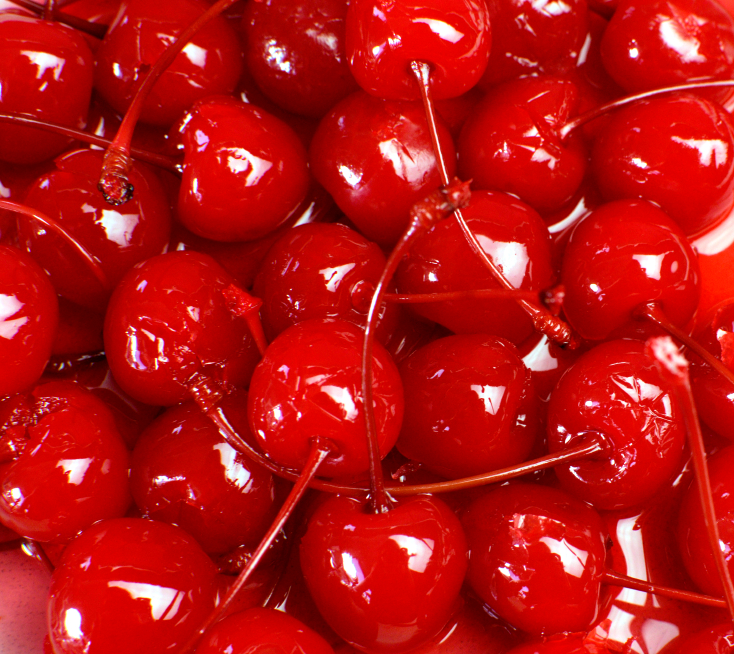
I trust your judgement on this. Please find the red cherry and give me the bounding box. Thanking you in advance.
[671,623,734,654]
[461,482,608,636]
[503,635,603,654]
[300,493,468,652]
[309,90,456,246]
[47,517,220,654]
[561,199,700,341]
[394,190,554,344]
[0,381,131,543]
[0,245,58,397]
[590,94,734,236]
[397,334,540,479]
[547,339,687,511]
[104,250,261,406]
[94,0,243,127]
[248,318,403,478]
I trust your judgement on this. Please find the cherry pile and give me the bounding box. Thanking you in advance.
[3,0,734,653]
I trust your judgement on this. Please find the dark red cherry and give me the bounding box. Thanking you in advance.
[671,623,734,654]
[104,250,261,406]
[591,94,734,236]
[397,334,540,479]
[461,482,608,636]
[0,14,93,164]
[309,90,456,246]
[300,494,468,652]
[94,0,243,126]
[458,75,587,215]
[130,390,277,555]
[241,0,358,118]
[50,298,104,357]
[195,607,335,654]
[252,222,400,344]
[600,0,734,95]
[547,339,687,511]
[561,199,700,341]
[345,0,491,101]
[0,246,58,397]
[47,518,220,654]
[394,190,554,345]
[18,148,171,312]
[0,381,131,543]
[175,96,310,242]
[248,318,403,478]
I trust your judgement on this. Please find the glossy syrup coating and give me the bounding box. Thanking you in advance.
[461,482,608,636]
[547,339,687,511]
[242,0,358,117]
[252,222,400,344]
[48,518,220,654]
[397,334,540,479]
[394,190,554,344]
[94,0,244,126]
[104,251,261,407]
[0,381,131,543]
[309,90,456,246]
[175,96,310,242]
[561,199,701,341]
[458,75,587,215]
[19,149,172,312]
[591,94,734,236]
[0,246,58,397]
[0,14,94,164]
[600,0,734,94]
[248,318,403,478]
[195,607,336,654]
[300,494,468,652]
[130,392,277,555]
[345,0,491,101]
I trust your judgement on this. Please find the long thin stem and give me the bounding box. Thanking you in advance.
[383,288,539,304]
[603,569,727,609]
[7,0,107,37]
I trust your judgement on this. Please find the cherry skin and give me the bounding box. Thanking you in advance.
[0,13,94,164]
[600,0,734,95]
[174,96,311,242]
[194,607,336,654]
[547,339,687,511]
[248,318,403,478]
[252,222,400,344]
[0,381,131,543]
[94,0,243,127]
[671,623,734,654]
[560,199,700,341]
[104,250,261,407]
[130,390,277,555]
[590,94,734,236]
[241,0,359,118]
[345,0,491,101]
[458,75,587,215]
[47,517,220,654]
[0,245,58,397]
[300,494,468,652]
[309,90,456,246]
[461,482,608,636]
[397,334,540,479]
[394,190,554,345]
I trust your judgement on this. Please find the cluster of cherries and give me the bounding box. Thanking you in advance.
[3,0,734,652]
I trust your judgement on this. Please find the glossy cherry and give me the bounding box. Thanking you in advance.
[300,493,468,652]
[47,517,220,654]
[461,482,608,636]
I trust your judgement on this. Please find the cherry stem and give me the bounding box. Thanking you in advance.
[635,301,734,388]
[20,538,55,575]
[603,569,727,610]
[98,0,241,205]
[409,60,579,349]
[178,437,335,654]
[221,284,269,358]
[6,0,107,38]
[559,80,734,140]
[383,288,539,304]
[646,335,734,622]
[0,200,111,292]
[0,113,181,173]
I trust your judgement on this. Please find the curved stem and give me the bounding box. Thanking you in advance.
[383,288,539,304]
[6,0,107,38]
[603,569,726,609]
